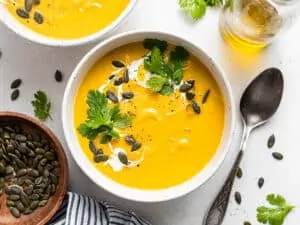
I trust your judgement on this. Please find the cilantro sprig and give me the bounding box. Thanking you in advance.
[257,194,295,225]
[179,0,222,20]
[78,90,132,144]
[143,39,189,95]
[31,90,52,121]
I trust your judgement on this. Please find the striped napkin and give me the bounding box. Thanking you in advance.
[47,193,151,225]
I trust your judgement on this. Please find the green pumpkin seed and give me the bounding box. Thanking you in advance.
[28,169,39,177]
[8,195,20,201]
[16,201,25,212]
[6,144,14,152]
[10,186,22,195]
[202,89,211,104]
[33,188,44,194]
[6,200,15,207]
[268,134,275,148]
[244,222,251,225]
[5,166,14,174]
[27,141,35,149]
[106,90,119,103]
[24,179,33,185]
[35,148,45,155]
[236,167,243,179]
[24,0,32,12]
[4,126,15,133]
[40,158,47,166]
[34,11,44,24]
[131,142,142,152]
[0,163,5,174]
[234,192,242,205]
[272,152,283,160]
[39,200,48,207]
[11,89,20,101]
[29,200,39,210]
[258,177,265,188]
[0,178,4,188]
[45,152,56,161]
[192,101,201,114]
[17,177,25,186]
[14,134,27,142]
[16,168,27,177]
[20,192,30,207]
[94,154,108,163]
[49,173,58,184]
[3,132,10,139]
[30,193,40,200]
[179,83,193,92]
[10,207,21,218]
[24,185,33,196]
[51,161,59,167]
[42,194,50,200]
[118,152,129,165]
[186,92,195,101]
[112,60,125,68]
[34,176,43,185]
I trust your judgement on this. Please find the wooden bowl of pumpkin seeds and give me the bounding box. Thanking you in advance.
[0,112,68,225]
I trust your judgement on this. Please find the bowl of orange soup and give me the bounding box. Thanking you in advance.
[0,0,136,46]
[62,31,236,202]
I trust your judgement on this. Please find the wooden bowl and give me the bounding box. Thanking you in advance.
[0,112,68,225]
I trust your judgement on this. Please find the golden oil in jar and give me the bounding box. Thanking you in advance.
[220,0,283,50]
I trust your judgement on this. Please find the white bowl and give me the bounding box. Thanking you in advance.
[62,30,236,202]
[0,0,137,46]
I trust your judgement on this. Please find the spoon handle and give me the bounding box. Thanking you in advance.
[203,150,244,225]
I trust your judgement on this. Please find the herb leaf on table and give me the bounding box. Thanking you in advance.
[31,90,52,121]
[257,194,295,225]
[78,90,132,144]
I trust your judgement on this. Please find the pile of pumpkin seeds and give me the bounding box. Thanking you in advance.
[0,125,60,218]
[16,0,44,25]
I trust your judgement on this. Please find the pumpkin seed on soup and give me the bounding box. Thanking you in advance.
[112,60,125,68]
[192,101,201,114]
[24,0,33,12]
[34,11,44,24]
[118,152,129,165]
[16,8,29,19]
[202,89,211,104]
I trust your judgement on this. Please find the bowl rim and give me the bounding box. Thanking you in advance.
[0,111,69,224]
[0,0,137,47]
[62,30,236,202]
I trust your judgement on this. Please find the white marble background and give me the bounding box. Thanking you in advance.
[1,0,300,224]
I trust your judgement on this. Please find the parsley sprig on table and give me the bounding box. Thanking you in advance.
[179,0,222,20]
[143,39,189,95]
[31,90,52,121]
[78,90,132,144]
[257,194,295,225]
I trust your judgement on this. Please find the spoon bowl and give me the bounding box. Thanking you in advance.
[240,68,284,128]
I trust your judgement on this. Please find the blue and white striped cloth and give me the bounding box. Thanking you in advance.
[47,193,151,225]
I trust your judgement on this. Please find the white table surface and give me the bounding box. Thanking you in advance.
[1,1,300,224]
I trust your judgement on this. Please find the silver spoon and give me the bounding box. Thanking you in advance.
[203,68,284,225]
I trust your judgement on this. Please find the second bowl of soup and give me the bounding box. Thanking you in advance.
[62,31,236,202]
[0,0,136,46]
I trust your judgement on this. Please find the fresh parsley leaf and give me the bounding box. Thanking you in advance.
[170,60,184,84]
[205,0,221,6]
[170,46,190,61]
[78,90,132,142]
[257,194,295,225]
[31,90,52,121]
[78,124,101,140]
[144,47,167,76]
[143,39,168,53]
[113,114,132,128]
[146,75,169,92]
[160,85,174,96]
[179,0,207,20]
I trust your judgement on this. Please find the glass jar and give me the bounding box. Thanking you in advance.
[220,0,300,49]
